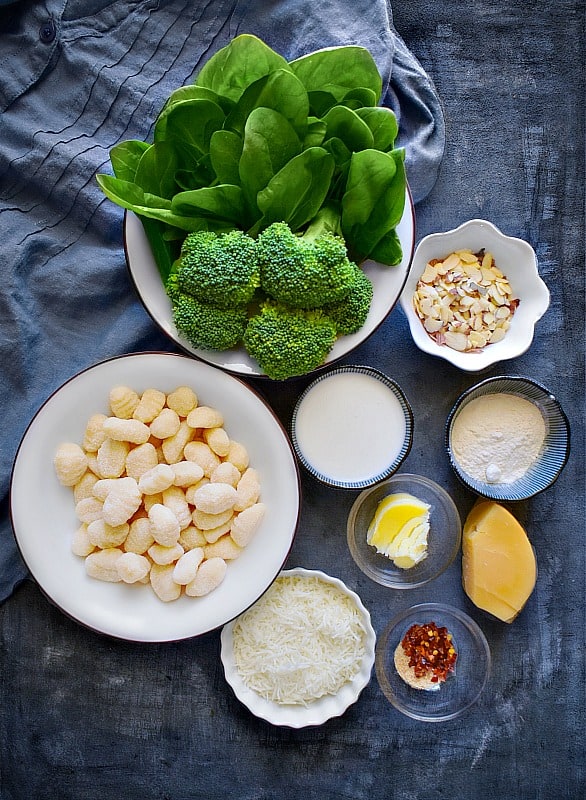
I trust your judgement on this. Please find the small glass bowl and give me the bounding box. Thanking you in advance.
[347,473,461,589]
[375,603,491,722]
[446,375,570,501]
[291,365,413,490]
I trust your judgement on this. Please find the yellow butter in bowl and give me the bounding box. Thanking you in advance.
[366,492,431,569]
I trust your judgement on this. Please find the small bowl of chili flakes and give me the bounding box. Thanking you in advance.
[375,602,490,722]
[399,219,550,372]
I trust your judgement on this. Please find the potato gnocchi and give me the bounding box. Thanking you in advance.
[54,385,265,602]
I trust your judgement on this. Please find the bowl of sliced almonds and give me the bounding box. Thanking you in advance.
[399,220,550,371]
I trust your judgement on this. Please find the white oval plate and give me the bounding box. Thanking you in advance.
[124,189,415,377]
[220,567,376,727]
[10,353,300,642]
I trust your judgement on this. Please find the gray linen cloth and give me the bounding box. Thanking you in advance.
[0,0,445,601]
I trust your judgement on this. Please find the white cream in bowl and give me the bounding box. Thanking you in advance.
[291,366,413,489]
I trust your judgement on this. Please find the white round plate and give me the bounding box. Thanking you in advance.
[124,189,415,377]
[10,353,300,642]
[220,567,376,727]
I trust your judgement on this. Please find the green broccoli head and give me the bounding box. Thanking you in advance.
[243,301,337,380]
[257,221,356,310]
[168,279,248,351]
[176,229,260,308]
[323,262,374,336]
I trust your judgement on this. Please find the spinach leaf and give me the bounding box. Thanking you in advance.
[307,86,377,117]
[303,117,327,149]
[239,107,301,212]
[322,106,374,152]
[134,142,178,198]
[139,217,177,283]
[171,185,245,224]
[175,155,215,191]
[162,99,225,162]
[195,34,290,103]
[110,140,150,182]
[154,86,231,140]
[255,147,334,232]
[322,137,352,170]
[209,130,243,185]
[96,175,173,211]
[225,69,309,136]
[341,148,406,263]
[290,45,383,103]
[306,90,337,117]
[382,149,407,228]
[356,107,399,151]
[368,229,403,266]
[341,87,378,109]
[96,174,207,230]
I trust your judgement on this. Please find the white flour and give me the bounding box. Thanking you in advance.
[451,393,546,484]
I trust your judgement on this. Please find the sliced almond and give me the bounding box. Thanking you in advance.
[424,317,444,333]
[412,247,517,353]
[420,263,438,283]
[444,331,468,351]
[489,326,507,343]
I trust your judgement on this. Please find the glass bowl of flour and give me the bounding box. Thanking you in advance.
[445,376,570,501]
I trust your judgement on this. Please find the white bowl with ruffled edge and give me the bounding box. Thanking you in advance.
[220,567,376,727]
[399,219,550,371]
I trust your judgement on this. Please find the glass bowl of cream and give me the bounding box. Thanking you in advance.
[346,473,462,589]
[446,375,570,501]
[291,365,413,489]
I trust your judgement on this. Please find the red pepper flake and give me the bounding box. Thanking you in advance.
[401,621,457,683]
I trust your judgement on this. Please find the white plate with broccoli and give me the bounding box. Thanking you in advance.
[124,189,414,380]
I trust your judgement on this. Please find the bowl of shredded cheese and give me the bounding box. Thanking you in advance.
[220,567,376,727]
[446,375,570,501]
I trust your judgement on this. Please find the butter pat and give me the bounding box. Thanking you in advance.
[367,492,430,569]
[462,501,536,623]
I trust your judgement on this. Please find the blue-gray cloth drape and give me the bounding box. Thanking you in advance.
[0,0,445,601]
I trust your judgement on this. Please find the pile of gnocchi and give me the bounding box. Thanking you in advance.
[53,384,265,602]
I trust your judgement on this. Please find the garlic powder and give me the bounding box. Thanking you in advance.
[450,393,546,484]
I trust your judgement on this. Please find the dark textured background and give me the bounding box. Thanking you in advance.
[1,1,584,798]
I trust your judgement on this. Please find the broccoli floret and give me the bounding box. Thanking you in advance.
[176,229,260,308]
[257,210,356,309]
[243,301,337,380]
[323,262,374,335]
[167,274,248,350]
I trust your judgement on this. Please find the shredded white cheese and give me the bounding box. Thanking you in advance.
[232,574,367,706]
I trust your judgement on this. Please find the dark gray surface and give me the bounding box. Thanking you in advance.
[1,2,584,799]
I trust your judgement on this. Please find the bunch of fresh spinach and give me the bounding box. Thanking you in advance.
[97,34,406,280]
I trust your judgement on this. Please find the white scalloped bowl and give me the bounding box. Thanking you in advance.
[399,219,550,371]
[220,567,376,728]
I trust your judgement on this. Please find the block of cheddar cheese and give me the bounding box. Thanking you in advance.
[462,501,536,623]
